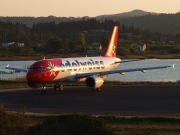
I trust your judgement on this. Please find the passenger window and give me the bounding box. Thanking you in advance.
[67,69,72,72]
[101,66,105,69]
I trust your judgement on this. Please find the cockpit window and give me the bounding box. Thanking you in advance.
[33,67,38,70]
[29,66,45,70]
[29,66,33,70]
[38,66,45,70]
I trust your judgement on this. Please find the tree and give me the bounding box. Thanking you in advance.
[117,47,130,56]
[73,32,85,46]
[46,37,64,54]
[8,43,21,54]
[68,32,86,53]
[21,48,35,55]
[0,47,9,54]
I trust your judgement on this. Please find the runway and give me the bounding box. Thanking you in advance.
[0,85,180,116]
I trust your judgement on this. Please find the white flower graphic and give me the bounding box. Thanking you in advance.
[110,44,116,55]
[47,62,56,77]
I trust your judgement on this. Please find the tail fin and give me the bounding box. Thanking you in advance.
[104,26,118,57]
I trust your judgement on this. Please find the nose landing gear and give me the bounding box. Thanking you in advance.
[41,83,46,95]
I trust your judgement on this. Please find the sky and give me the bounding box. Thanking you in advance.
[0,0,180,17]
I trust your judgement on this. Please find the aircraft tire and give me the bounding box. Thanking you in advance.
[92,88,96,91]
[92,88,101,91]
[60,84,63,91]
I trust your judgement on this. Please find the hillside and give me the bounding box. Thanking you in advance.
[96,9,156,19]
[0,16,85,28]
[119,14,180,33]
[96,11,180,34]
[0,10,180,33]
[0,10,152,27]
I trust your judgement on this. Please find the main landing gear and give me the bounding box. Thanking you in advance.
[54,83,63,91]
[92,87,101,91]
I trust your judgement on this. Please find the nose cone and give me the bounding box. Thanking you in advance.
[26,70,45,83]
[26,71,33,82]
[26,68,54,83]
[26,60,61,83]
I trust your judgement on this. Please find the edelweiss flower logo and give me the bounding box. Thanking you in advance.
[47,62,56,77]
[111,44,116,55]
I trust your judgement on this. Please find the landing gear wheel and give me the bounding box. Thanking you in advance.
[60,84,63,91]
[92,88,96,91]
[54,83,63,91]
[92,88,101,91]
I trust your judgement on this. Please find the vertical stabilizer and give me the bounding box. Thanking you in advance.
[104,26,118,57]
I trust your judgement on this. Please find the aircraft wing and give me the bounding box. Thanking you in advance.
[116,59,145,63]
[75,64,175,78]
[5,65,28,73]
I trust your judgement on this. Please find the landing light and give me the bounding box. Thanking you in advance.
[172,63,175,69]
[141,70,146,73]
[120,72,125,75]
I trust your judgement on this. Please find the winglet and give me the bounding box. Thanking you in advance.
[6,64,9,68]
[104,26,118,57]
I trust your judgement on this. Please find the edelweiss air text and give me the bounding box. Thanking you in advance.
[60,59,104,67]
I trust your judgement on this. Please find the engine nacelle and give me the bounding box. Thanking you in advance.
[85,76,104,89]
[27,81,42,88]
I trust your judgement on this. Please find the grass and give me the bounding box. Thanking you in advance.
[0,77,180,89]
[122,54,180,59]
[100,115,180,134]
[1,105,180,135]
[0,53,180,60]
[0,77,28,89]
[105,80,180,85]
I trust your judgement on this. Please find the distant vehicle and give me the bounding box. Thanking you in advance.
[6,26,174,94]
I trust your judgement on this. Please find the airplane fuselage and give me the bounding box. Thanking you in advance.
[26,57,121,84]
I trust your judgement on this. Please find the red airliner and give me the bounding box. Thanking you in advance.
[6,26,174,94]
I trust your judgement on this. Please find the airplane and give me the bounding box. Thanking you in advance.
[6,26,175,94]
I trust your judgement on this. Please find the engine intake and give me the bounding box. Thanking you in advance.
[85,76,104,89]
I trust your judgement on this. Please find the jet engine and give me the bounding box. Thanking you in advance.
[27,81,42,88]
[85,76,104,90]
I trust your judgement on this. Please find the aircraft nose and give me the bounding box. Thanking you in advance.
[26,70,48,83]
[26,60,60,84]
[26,71,34,83]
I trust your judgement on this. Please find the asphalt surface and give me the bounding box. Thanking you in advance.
[0,85,180,116]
